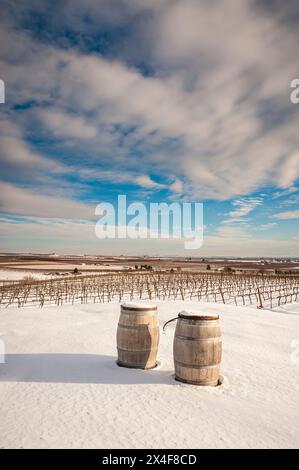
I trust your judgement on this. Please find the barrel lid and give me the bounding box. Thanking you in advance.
[121,302,157,311]
[178,310,219,321]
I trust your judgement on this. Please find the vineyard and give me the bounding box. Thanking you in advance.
[0,271,298,309]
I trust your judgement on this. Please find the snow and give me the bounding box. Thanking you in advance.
[0,266,126,282]
[178,310,219,319]
[121,302,157,310]
[0,264,127,271]
[0,300,298,449]
[0,269,54,281]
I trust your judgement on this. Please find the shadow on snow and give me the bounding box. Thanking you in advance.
[0,353,176,385]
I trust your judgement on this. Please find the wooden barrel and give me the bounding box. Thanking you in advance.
[173,312,221,386]
[117,302,160,369]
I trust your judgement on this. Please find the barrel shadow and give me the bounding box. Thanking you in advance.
[0,354,174,385]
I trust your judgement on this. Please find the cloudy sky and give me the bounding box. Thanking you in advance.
[0,0,298,256]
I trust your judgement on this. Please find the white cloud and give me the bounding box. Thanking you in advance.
[272,186,298,199]
[1,214,297,257]
[0,113,179,196]
[78,168,173,193]
[169,179,183,194]
[227,197,263,218]
[254,222,277,230]
[38,109,98,139]
[134,175,166,189]
[215,225,249,239]
[0,182,93,219]
[0,116,69,178]
[0,136,64,172]
[222,218,250,225]
[201,234,298,257]
[0,0,299,239]
[272,210,299,220]
[279,194,299,206]
[2,2,299,200]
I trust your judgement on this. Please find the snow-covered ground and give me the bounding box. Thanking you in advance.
[0,264,125,281]
[0,266,127,282]
[0,264,127,271]
[0,269,55,281]
[0,300,298,449]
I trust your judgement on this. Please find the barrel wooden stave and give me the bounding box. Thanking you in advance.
[174,316,221,386]
[117,305,159,369]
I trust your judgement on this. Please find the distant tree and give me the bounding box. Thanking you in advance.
[206,264,211,270]
[135,265,138,270]
[73,267,79,274]
[223,266,233,273]
[21,275,35,284]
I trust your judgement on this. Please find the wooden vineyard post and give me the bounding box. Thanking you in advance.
[219,286,225,304]
[257,287,263,309]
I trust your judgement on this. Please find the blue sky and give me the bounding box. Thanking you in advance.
[0,0,298,256]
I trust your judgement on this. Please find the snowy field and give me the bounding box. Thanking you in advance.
[0,269,54,281]
[0,266,127,281]
[0,264,127,272]
[0,300,298,449]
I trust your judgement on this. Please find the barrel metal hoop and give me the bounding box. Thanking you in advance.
[117,323,158,330]
[121,310,157,316]
[117,347,158,353]
[121,306,157,312]
[117,360,158,370]
[179,317,219,324]
[175,375,219,386]
[178,313,219,321]
[175,360,221,370]
[175,335,222,342]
